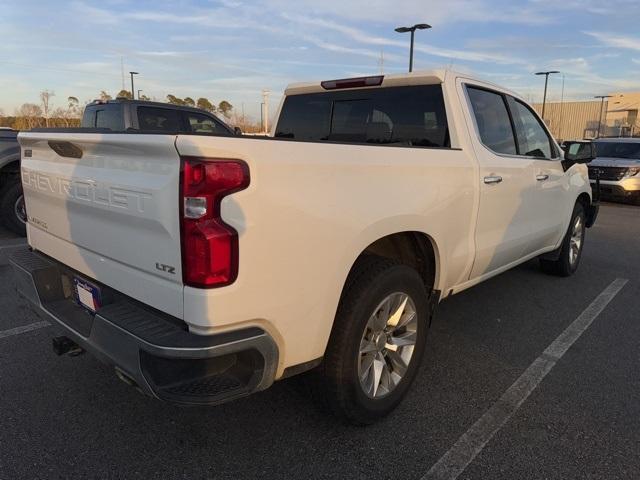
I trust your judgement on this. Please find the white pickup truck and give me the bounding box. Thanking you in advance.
[11,70,598,424]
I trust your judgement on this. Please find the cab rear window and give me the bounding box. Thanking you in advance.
[275,85,450,148]
[82,104,124,131]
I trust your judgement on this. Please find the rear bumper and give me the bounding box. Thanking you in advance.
[10,247,278,406]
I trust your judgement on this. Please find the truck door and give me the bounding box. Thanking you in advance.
[463,84,537,278]
[505,95,569,251]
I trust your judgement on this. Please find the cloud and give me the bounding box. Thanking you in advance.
[584,32,640,51]
[283,14,526,65]
[271,0,552,25]
[71,1,118,24]
[136,51,200,57]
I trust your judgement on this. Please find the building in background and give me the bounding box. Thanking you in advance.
[533,92,639,141]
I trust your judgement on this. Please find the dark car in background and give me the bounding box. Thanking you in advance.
[0,100,239,237]
[81,99,238,135]
[0,128,25,236]
[588,138,640,205]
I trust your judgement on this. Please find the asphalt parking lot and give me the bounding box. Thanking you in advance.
[0,202,638,480]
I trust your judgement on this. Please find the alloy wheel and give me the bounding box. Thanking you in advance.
[358,292,418,399]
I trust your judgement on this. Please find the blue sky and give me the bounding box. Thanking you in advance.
[1,0,639,120]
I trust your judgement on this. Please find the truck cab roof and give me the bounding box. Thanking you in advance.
[87,98,223,116]
[83,99,236,135]
[284,69,520,99]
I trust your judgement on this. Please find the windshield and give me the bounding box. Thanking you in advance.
[595,141,640,160]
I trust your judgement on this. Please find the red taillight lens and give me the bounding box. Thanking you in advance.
[180,157,250,288]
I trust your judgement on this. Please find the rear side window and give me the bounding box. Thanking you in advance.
[137,107,180,133]
[507,97,554,158]
[92,104,124,131]
[182,112,228,134]
[467,87,516,155]
[275,85,450,148]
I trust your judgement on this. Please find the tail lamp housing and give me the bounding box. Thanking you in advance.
[180,156,250,288]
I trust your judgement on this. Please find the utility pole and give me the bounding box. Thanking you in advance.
[395,23,431,73]
[378,49,384,74]
[595,95,612,138]
[262,89,270,133]
[129,71,139,100]
[535,70,560,122]
[121,57,125,91]
[558,75,566,141]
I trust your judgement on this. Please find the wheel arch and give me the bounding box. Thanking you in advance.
[339,230,441,305]
[0,158,21,189]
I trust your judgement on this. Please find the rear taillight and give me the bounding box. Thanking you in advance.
[180,156,250,288]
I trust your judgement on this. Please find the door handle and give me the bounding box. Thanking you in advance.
[484,175,503,185]
[536,174,549,181]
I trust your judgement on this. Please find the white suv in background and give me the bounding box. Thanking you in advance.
[588,138,640,204]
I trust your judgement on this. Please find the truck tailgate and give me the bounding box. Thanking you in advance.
[19,133,184,318]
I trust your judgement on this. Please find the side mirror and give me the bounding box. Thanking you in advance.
[234,127,243,136]
[563,141,596,164]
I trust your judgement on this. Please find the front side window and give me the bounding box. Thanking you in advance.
[183,112,228,134]
[466,87,516,155]
[507,97,554,158]
[275,85,450,148]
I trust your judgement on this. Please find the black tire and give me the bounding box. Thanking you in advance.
[539,202,586,277]
[316,257,430,425]
[0,178,27,237]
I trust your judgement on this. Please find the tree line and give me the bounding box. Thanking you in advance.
[0,89,263,132]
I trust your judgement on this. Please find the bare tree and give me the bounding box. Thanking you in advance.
[99,91,112,102]
[40,90,55,127]
[15,103,43,130]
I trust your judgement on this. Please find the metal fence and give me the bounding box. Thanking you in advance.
[532,101,605,141]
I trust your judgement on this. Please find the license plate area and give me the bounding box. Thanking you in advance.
[73,277,102,313]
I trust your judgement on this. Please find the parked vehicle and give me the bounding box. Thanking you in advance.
[0,128,25,236]
[81,98,239,135]
[11,71,597,424]
[588,138,640,204]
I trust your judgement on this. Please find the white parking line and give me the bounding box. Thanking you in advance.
[0,321,50,340]
[422,277,628,480]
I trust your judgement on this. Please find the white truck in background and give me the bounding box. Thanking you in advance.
[11,71,598,425]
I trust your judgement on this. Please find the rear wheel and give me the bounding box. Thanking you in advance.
[0,178,26,237]
[317,257,430,425]
[540,202,585,277]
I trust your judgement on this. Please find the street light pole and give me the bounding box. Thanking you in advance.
[595,95,612,138]
[535,70,560,122]
[129,71,139,99]
[395,23,431,73]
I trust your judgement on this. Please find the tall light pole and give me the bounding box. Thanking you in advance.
[395,23,431,73]
[595,95,612,138]
[129,71,139,99]
[558,75,566,141]
[535,70,559,122]
[261,89,270,134]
